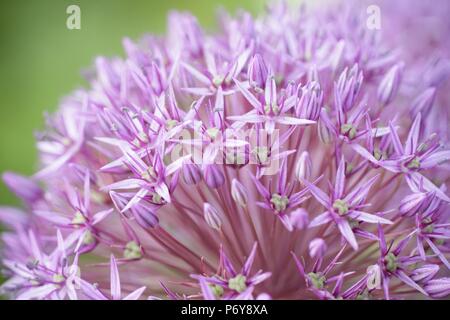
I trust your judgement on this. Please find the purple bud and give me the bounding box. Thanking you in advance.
[411,87,436,115]
[318,109,333,144]
[133,206,159,229]
[110,191,158,228]
[256,293,272,300]
[2,172,42,203]
[411,264,440,283]
[183,163,202,185]
[146,62,165,96]
[290,209,309,229]
[203,203,222,230]
[336,64,363,111]
[295,152,312,182]
[248,54,268,89]
[425,278,450,298]
[309,238,327,259]
[204,165,224,189]
[297,81,323,120]
[399,192,428,216]
[377,63,404,106]
[231,179,248,207]
[167,12,203,58]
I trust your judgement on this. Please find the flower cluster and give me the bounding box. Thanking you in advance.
[1,1,449,300]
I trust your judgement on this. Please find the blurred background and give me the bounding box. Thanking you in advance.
[0,0,272,206]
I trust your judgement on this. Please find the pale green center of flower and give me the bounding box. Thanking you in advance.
[341,123,357,140]
[407,157,421,170]
[307,272,326,289]
[423,218,434,233]
[212,75,224,87]
[373,149,385,161]
[254,146,269,164]
[385,252,398,273]
[72,211,86,225]
[124,241,142,260]
[152,193,162,204]
[206,127,220,141]
[264,104,280,115]
[53,274,65,284]
[228,274,247,293]
[141,166,156,181]
[333,199,349,215]
[210,284,224,298]
[165,119,178,130]
[82,230,95,245]
[424,225,434,234]
[270,193,289,213]
[345,163,354,175]
[61,137,71,146]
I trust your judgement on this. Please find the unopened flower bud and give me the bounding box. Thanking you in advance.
[295,152,312,182]
[290,208,309,229]
[411,264,440,283]
[183,163,202,185]
[297,81,323,120]
[424,278,450,298]
[399,192,428,216]
[204,165,224,189]
[203,203,222,230]
[318,109,333,144]
[133,207,159,229]
[309,238,327,259]
[377,63,403,106]
[231,179,248,207]
[3,172,42,203]
[411,87,436,115]
[256,293,272,300]
[248,54,268,89]
[146,62,165,96]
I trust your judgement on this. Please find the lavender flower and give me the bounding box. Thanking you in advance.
[1,1,449,300]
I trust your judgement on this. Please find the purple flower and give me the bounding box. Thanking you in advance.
[376,225,428,299]
[228,77,316,134]
[1,1,450,301]
[1,230,80,300]
[425,278,450,298]
[191,243,271,300]
[80,255,146,300]
[304,157,392,250]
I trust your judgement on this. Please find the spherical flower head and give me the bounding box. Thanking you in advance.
[1,0,450,301]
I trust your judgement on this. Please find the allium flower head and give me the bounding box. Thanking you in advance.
[1,1,450,300]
